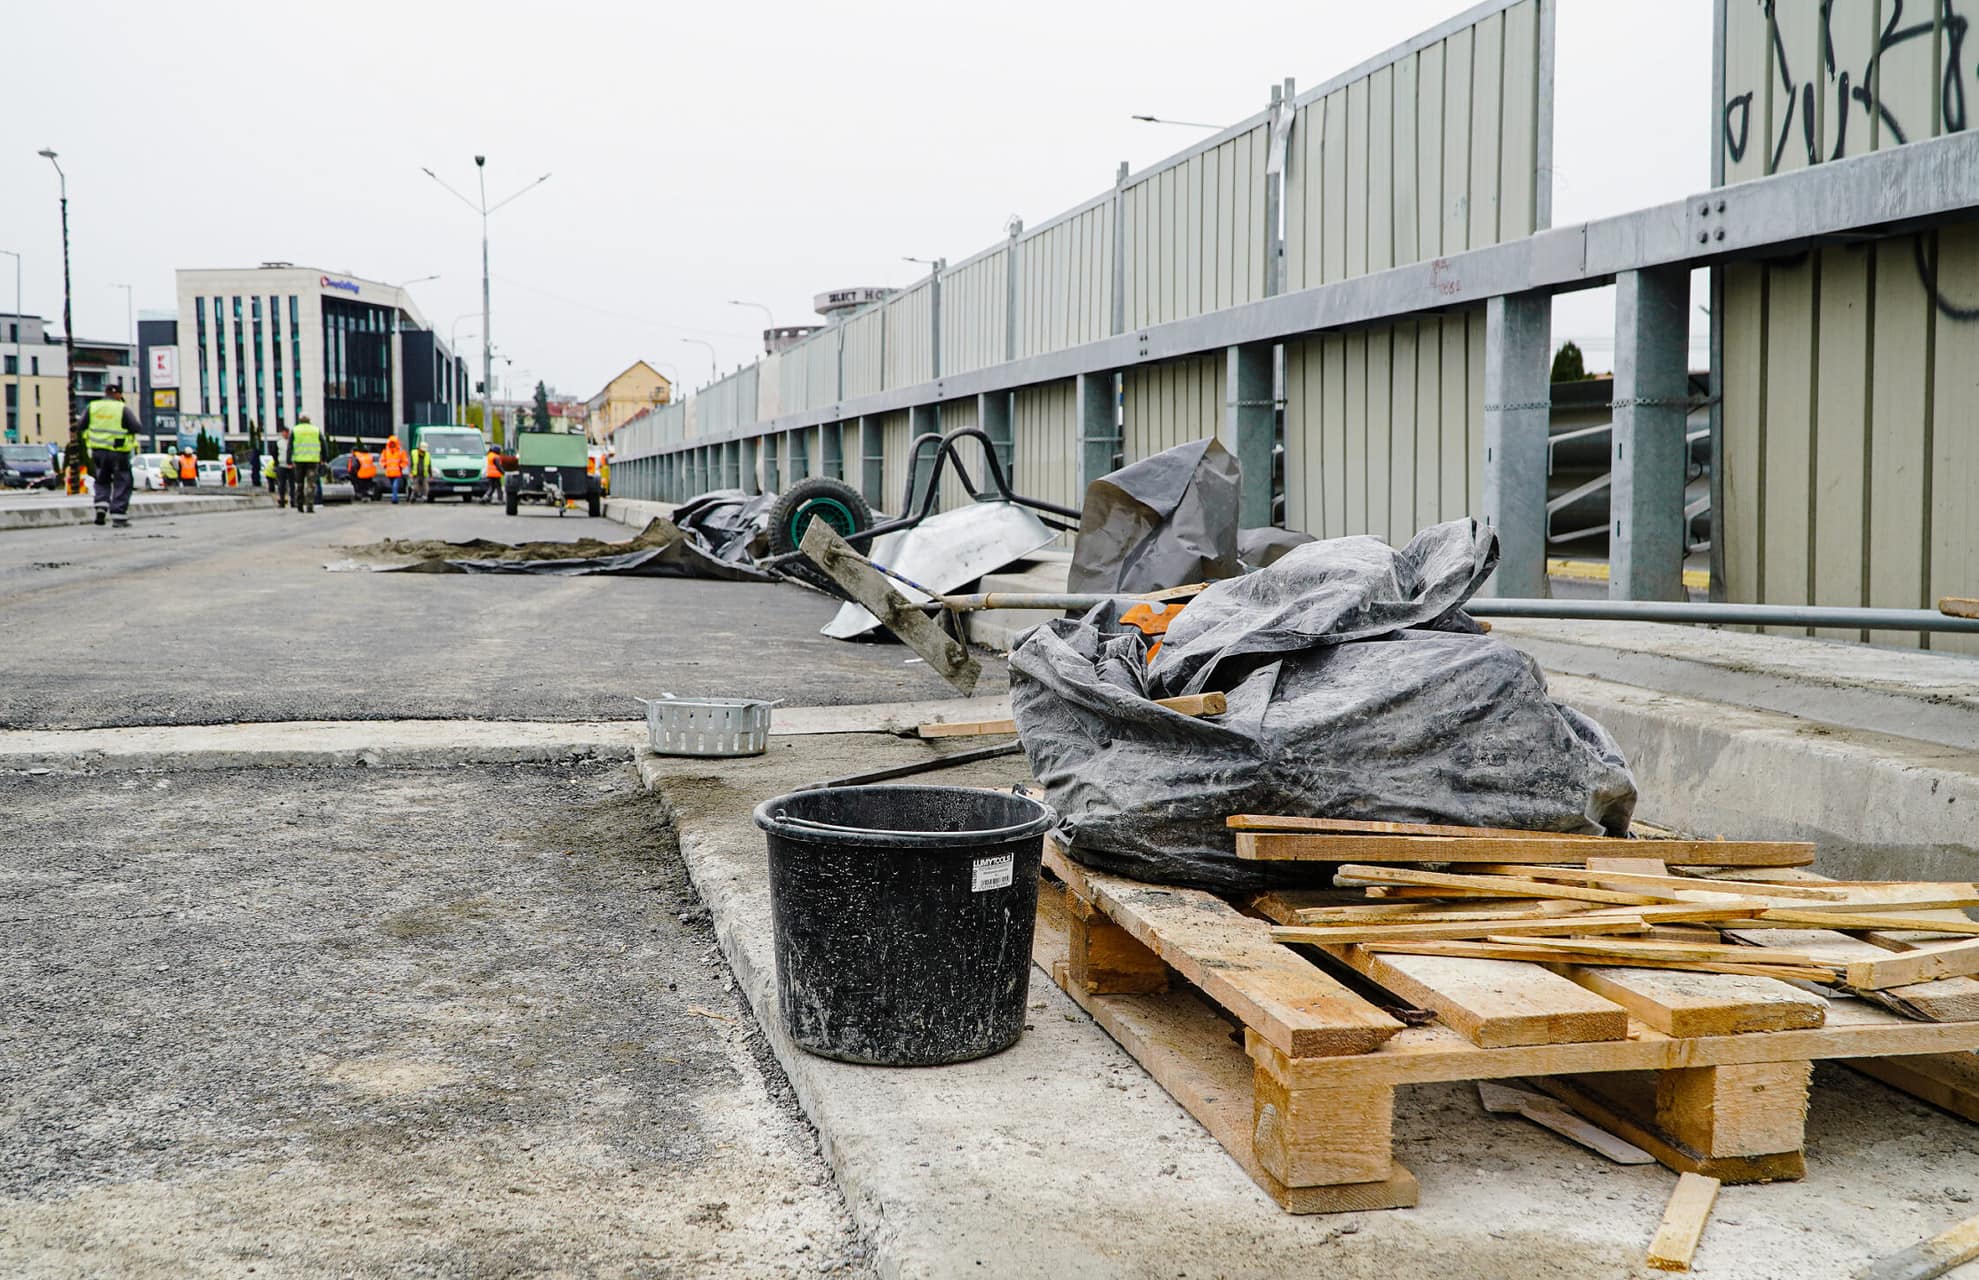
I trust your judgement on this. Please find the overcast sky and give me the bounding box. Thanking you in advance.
[4,0,1709,398]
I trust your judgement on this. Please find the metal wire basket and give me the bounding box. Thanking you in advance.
[638,695,776,758]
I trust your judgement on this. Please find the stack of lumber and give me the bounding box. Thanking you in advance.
[1030,815,1979,1220]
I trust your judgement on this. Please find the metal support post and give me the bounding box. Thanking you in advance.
[723,439,739,489]
[977,391,1013,478]
[908,404,940,510]
[1481,292,1552,598]
[792,427,810,481]
[1227,343,1275,527]
[763,433,782,494]
[1077,371,1120,493]
[859,416,885,508]
[1610,266,1691,601]
[821,423,842,480]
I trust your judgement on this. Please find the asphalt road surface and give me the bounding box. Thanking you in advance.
[0,503,1007,729]
[0,762,873,1278]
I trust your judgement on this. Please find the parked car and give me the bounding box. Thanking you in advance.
[134,452,174,491]
[196,459,226,486]
[0,443,61,489]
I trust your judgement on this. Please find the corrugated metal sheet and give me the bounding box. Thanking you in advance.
[879,410,913,506]
[806,327,840,410]
[885,280,936,389]
[1284,0,1545,289]
[1121,355,1225,464]
[1012,382,1079,515]
[940,249,1009,375]
[1280,308,1484,545]
[1014,200,1114,359]
[1716,0,1979,649]
[756,352,782,422]
[1122,123,1269,328]
[841,307,886,399]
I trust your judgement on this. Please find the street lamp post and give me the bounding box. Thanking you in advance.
[37,149,76,475]
[727,300,775,353]
[448,313,481,425]
[679,338,717,387]
[423,157,550,452]
[0,250,19,443]
[1129,114,1222,130]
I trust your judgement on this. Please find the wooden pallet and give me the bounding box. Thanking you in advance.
[1036,840,1979,1214]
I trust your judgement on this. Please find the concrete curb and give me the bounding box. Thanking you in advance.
[0,491,275,531]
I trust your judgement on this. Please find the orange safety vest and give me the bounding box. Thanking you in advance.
[353,451,377,480]
[381,442,407,477]
[484,452,502,479]
[224,457,238,486]
[178,454,197,480]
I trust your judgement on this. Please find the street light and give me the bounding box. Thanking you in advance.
[0,249,19,443]
[448,310,480,425]
[1129,114,1222,130]
[728,299,775,353]
[423,156,551,451]
[37,148,75,471]
[679,337,717,387]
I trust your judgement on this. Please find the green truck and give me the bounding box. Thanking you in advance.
[407,424,492,500]
[506,430,602,517]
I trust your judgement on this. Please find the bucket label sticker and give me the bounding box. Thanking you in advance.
[972,853,1015,893]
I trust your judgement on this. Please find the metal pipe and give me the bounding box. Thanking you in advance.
[1461,599,1979,634]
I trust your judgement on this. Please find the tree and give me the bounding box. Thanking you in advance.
[194,430,221,461]
[1551,341,1589,383]
[532,381,552,432]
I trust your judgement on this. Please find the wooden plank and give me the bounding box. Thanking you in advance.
[1046,842,1402,1058]
[1479,935,1832,968]
[918,691,1225,739]
[1248,998,1979,1091]
[1033,894,1418,1213]
[1729,928,1979,1023]
[1853,1211,1979,1280]
[1846,1052,1979,1125]
[1645,1173,1721,1272]
[1361,943,1834,984]
[1478,864,1850,901]
[1229,813,1601,839]
[1848,939,1979,990]
[1324,944,1630,1049]
[799,518,979,695]
[1236,831,1816,866]
[1534,1070,1807,1183]
[1272,916,1656,946]
[1477,1081,1655,1164]
[1289,901,1595,925]
[1065,891,1169,996]
[1556,966,1828,1037]
[1737,909,1979,935]
[1334,864,1675,906]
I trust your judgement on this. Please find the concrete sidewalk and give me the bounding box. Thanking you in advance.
[637,725,1979,1280]
[0,489,273,530]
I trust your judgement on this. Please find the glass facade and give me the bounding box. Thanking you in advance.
[231,296,245,431]
[251,297,265,429]
[214,300,228,422]
[195,297,209,413]
[289,296,301,413]
[321,296,393,443]
[270,295,284,427]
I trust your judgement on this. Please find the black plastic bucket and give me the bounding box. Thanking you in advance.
[753,785,1057,1066]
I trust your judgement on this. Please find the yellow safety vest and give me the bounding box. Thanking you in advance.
[83,399,135,453]
[291,421,325,464]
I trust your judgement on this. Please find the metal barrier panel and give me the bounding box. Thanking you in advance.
[684,396,700,441]
[1012,381,1080,515]
[1285,0,1546,290]
[1715,0,1979,650]
[938,397,978,512]
[1122,122,1271,328]
[879,410,913,508]
[842,306,886,399]
[757,352,783,422]
[1014,199,1114,359]
[805,326,841,411]
[1281,309,1485,542]
[941,248,1009,375]
[885,280,936,389]
[1121,354,1225,464]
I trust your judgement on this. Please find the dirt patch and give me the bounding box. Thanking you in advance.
[0,762,872,1278]
[339,515,687,565]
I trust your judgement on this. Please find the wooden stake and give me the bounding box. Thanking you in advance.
[1646,1172,1721,1272]
[1854,1211,1979,1280]
[1844,937,1979,990]
[918,691,1226,738]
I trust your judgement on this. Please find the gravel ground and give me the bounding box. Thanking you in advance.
[0,504,1005,729]
[0,762,872,1279]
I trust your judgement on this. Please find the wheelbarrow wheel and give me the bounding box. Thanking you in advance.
[768,477,874,594]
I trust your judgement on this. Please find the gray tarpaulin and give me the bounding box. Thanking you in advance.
[1010,518,1637,891]
[1066,438,1242,595]
[379,518,771,580]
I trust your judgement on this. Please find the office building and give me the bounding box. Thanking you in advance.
[1,313,139,446]
[172,264,468,447]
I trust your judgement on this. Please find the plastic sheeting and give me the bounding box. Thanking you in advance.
[672,489,777,564]
[1066,438,1242,595]
[379,518,771,581]
[1010,518,1637,891]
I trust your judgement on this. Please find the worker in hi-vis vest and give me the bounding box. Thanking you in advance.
[290,414,325,514]
[83,384,143,527]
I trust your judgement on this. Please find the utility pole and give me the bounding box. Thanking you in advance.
[422,156,550,452]
[37,149,75,472]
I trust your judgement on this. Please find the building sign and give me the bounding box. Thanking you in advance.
[321,276,361,296]
[149,346,179,388]
[152,389,178,410]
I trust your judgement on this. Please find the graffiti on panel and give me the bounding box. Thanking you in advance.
[1723,0,1968,169]
[1726,1,1979,319]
